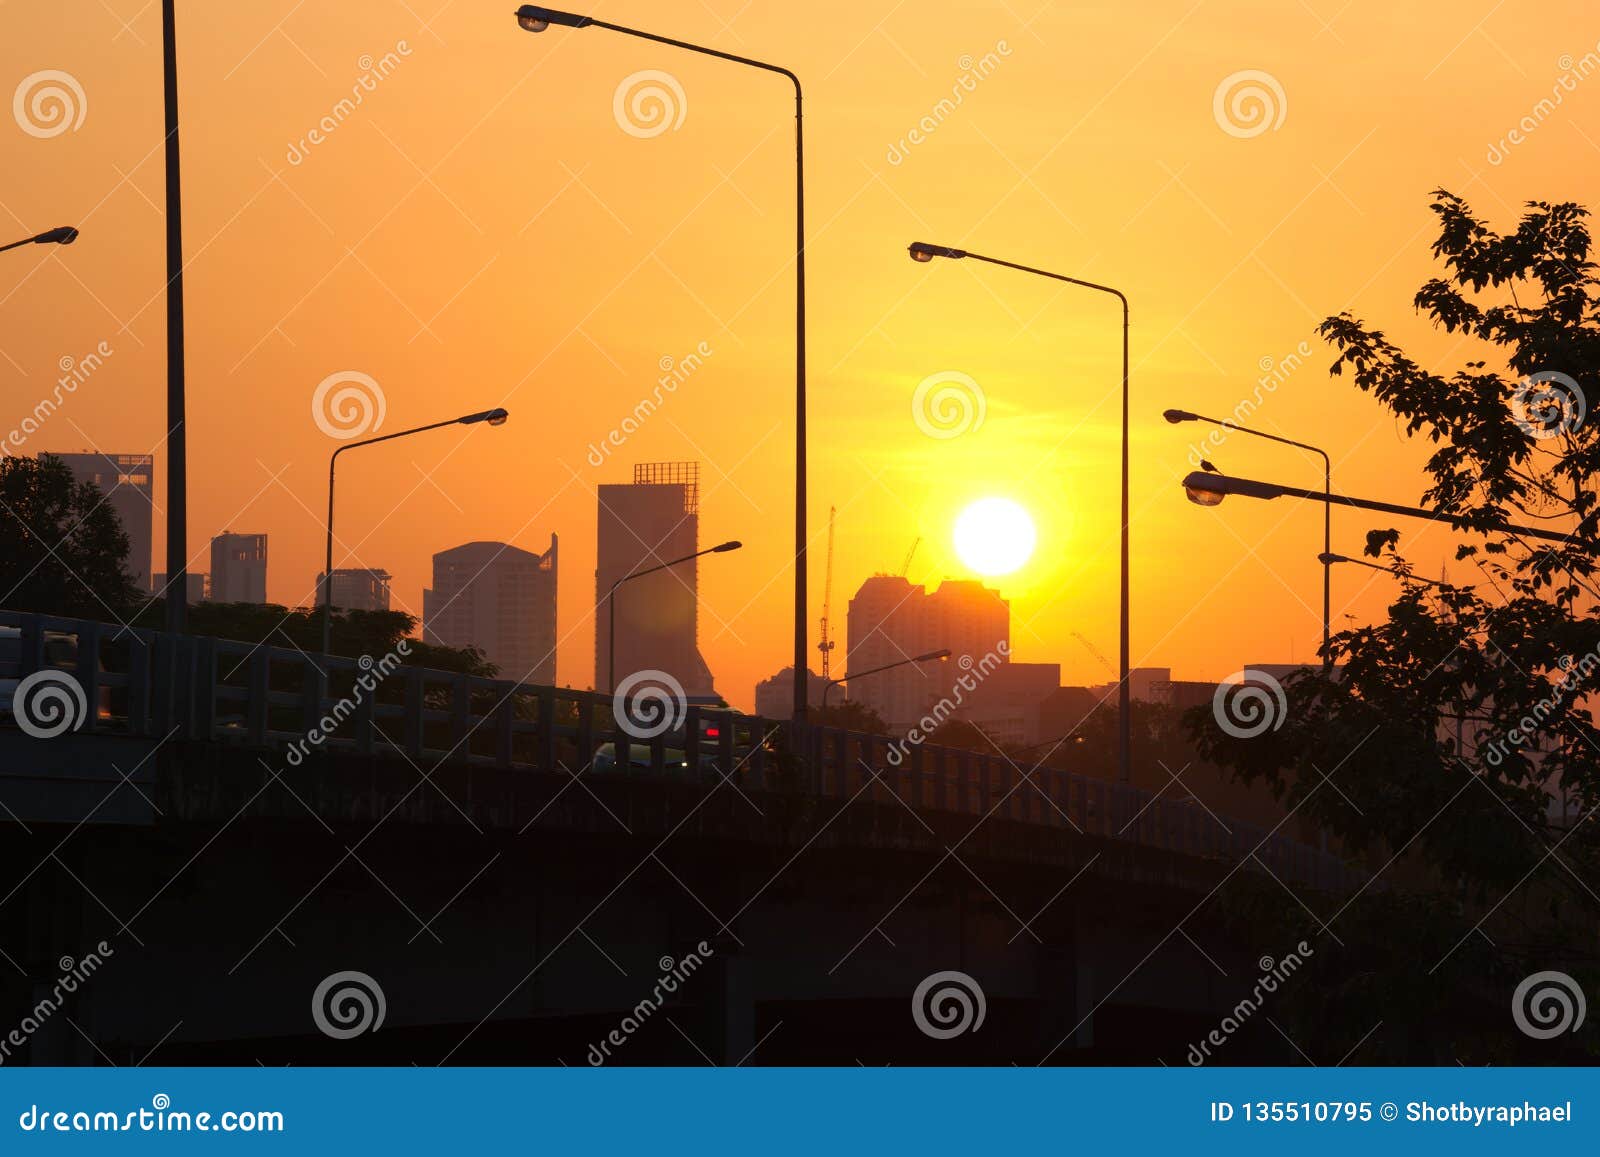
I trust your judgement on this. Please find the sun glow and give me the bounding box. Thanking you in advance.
[953,497,1037,577]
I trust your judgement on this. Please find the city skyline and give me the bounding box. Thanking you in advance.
[7,3,1593,710]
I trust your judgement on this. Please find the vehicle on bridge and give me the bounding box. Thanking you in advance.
[592,712,775,778]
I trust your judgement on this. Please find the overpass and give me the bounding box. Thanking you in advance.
[0,611,1354,1065]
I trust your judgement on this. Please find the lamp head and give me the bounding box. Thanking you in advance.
[1317,552,1348,565]
[460,408,510,426]
[712,540,742,553]
[915,649,953,662]
[1163,408,1199,424]
[908,241,966,263]
[35,226,78,246]
[514,5,592,32]
[1181,470,1286,507]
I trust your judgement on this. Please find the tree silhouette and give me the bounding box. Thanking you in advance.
[810,699,889,734]
[0,454,142,618]
[1189,191,1600,1057]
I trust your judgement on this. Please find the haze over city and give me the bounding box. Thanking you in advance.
[8,3,1597,708]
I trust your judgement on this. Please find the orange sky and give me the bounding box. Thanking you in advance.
[3,1,1598,709]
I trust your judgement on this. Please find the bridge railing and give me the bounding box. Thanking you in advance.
[0,611,1350,889]
[802,726,1339,889]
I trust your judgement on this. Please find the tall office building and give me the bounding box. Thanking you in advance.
[423,536,557,685]
[210,533,269,604]
[328,568,392,612]
[49,452,154,592]
[845,576,1012,732]
[595,462,716,697]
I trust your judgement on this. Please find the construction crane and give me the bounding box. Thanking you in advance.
[1072,631,1115,675]
[900,536,921,578]
[817,506,837,679]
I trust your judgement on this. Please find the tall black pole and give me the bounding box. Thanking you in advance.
[162,0,188,633]
[791,82,807,721]
[1321,458,1331,671]
[320,412,507,655]
[322,450,341,656]
[913,249,1130,783]
[514,14,807,718]
[1118,300,1129,785]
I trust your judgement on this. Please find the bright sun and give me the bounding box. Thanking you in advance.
[953,497,1037,577]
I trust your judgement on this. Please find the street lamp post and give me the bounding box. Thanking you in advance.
[908,240,1132,783]
[163,0,189,634]
[820,649,951,712]
[608,541,742,695]
[322,408,509,655]
[1181,470,1597,548]
[1166,408,1332,670]
[0,227,79,254]
[513,6,810,719]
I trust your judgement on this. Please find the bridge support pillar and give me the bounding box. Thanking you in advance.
[703,949,754,1065]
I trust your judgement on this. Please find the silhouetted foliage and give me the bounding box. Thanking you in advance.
[127,600,496,676]
[0,455,143,618]
[810,699,889,734]
[1190,191,1600,1017]
[1066,699,1196,776]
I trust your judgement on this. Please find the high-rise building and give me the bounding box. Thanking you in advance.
[844,576,1010,731]
[328,568,392,612]
[423,536,557,685]
[49,452,154,592]
[210,533,268,604]
[595,463,716,697]
[925,579,1010,695]
[754,667,828,720]
[845,576,936,730]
